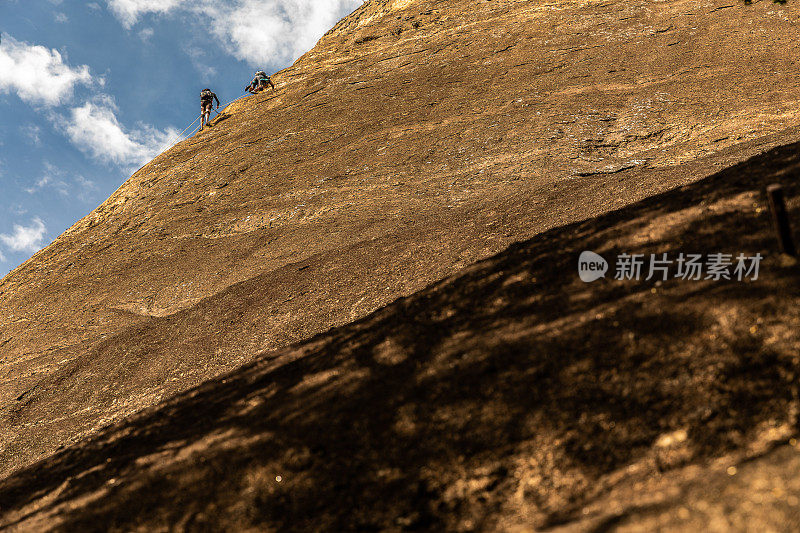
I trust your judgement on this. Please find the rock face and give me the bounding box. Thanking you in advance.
[2,135,800,532]
[1,0,800,509]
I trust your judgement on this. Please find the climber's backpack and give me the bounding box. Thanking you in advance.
[200,88,213,100]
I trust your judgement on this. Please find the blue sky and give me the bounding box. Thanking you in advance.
[0,0,361,276]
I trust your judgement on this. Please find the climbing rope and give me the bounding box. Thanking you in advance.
[184,121,201,139]
[122,91,277,178]
[160,114,201,152]
[159,92,268,154]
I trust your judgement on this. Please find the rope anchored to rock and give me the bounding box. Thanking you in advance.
[159,93,268,154]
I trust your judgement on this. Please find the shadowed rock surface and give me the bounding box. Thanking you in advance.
[2,139,800,531]
[2,0,800,529]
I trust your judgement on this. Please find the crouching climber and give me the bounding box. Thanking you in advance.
[200,88,220,130]
[245,70,275,94]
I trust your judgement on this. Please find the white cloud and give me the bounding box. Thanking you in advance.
[0,34,93,106]
[208,0,361,65]
[64,97,179,168]
[26,175,56,194]
[138,27,155,41]
[55,12,69,23]
[26,162,69,195]
[0,217,47,254]
[74,175,100,203]
[184,45,217,79]
[21,123,42,146]
[24,162,98,202]
[104,0,361,65]
[105,0,187,28]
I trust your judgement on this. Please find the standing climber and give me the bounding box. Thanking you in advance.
[245,70,275,94]
[200,88,220,130]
